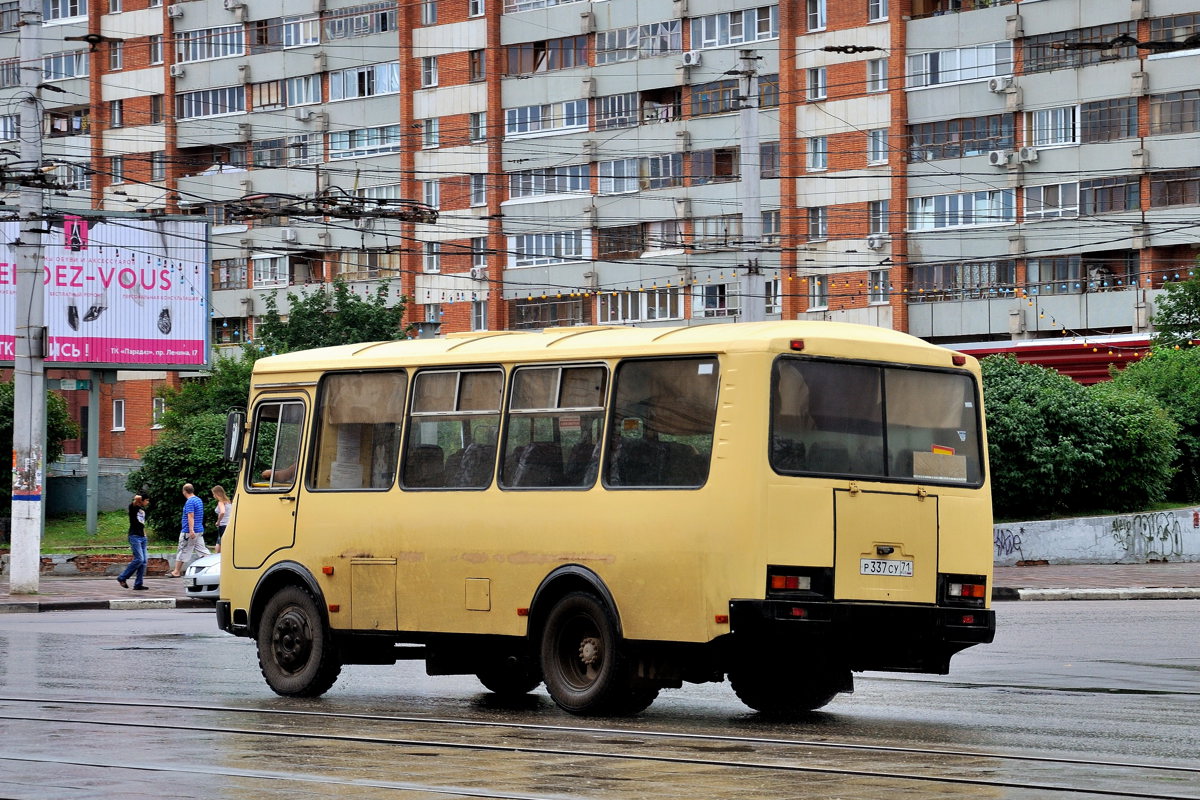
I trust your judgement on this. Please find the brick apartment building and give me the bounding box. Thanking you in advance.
[2,0,1198,459]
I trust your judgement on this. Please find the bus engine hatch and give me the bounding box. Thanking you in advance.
[832,488,937,604]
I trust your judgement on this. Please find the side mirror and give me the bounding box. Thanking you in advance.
[224,409,246,463]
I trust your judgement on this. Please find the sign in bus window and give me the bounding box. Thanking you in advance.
[312,371,407,490]
[605,357,718,488]
[403,368,503,489]
[501,364,607,489]
[770,357,982,485]
[247,400,305,490]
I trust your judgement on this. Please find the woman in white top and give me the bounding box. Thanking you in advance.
[212,485,231,553]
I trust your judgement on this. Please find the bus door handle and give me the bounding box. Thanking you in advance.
[278,494,297,503]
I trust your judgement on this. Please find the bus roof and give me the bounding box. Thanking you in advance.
[250,321,970,376]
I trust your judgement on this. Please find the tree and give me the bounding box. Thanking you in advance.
[125,412,238,540]
[1079,381,1178,513]
[253,278,409,356]
[0,383,80,515]
[1110,346,1200,501]
[1149,266,1200,348]
[155,349,259,431]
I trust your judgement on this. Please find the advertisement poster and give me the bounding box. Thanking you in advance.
[0,216,211,369]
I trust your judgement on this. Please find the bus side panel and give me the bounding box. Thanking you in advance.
[763,482,835,573]
[936,493,995,607]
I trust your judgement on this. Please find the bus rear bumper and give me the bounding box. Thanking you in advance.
[728,599,995,674]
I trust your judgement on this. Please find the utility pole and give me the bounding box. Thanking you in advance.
[737,49,766,323]
[9,0,47,594]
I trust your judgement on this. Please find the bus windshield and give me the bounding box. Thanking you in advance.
[770,357,983,485]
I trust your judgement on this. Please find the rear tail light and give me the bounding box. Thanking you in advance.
[948,582,987,599]
[766,566,833,599]
[769,574,812,591]
[942,573,989,607]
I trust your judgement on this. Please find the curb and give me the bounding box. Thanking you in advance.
[0,597,214,614]
[994,587,1200,601]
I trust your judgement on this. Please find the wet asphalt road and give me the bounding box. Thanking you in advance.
[0,600,1196,799]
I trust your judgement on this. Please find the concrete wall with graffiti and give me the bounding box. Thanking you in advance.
[994,509,1200,566]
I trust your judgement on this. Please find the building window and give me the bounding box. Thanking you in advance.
[760,141,780,178]
[176,86,246,119]
[329,61,400,100]
[46,106,89,136]
[1150,169,1200,208]
[597,224,644,259]
[694,283,740,318]
[45,0,87,21]
[108,0,120,11]
[175,25,245,63]
[1027,256,1083,296]
[1080,176,1139,215]
[252,254,287,288]
[911,261,1017,302]
[808,275,828,309]
[807,67,826,101]
[212,257,247,289]
[148,34,162,65]
[421,117,439,148]
[329,124,403,159]
[149,94,163,124]
[806,0,825,31]
[152,397,165,428]
[1150,90,1200,136]
[469,49,485,81]
[597,92,638,130]
[868,0,887,22]
[1080,97,1137,143]
[508,165,589,198]
[510,230,587,267]
[469,111,486,142]
[148,0,159,6]
[869,269,889,304]
[807,136,827,170]
[807,206,827,241]
[690,6,779,49]
[111,399,125,431]
[471,237,488,269]
[504,99,588,137]
[1023,23,1136,74]
[908,189,1016,230]
[597,153,684,193]
[150,151,166,181]
[692,79,739,116]
[1025,183,1079,221]
[692,214,742,249]
[868,199,889,234]
[43,50,89,80]
[423,241,441,273]
[1029,106,1077,147]
[324,2,398,40]
[867,128,888,164]
[599,287,685,323]
[421,0,436,25]
[765,278,781,315]
[761,210,780,245]
[759,73,780,107]
[109,40,123,70]
[907,43,1012,89]
[420,56,438,87]
[109,155,124,184]
[423,179,439,209]
[908,113,1015,161]
[866,58,888,93]
[108,99,123,128]
[470,173,487,206]
[469,0,484,16]
[472,301,488,331]
[692,147,739,185]
[506,35,588,76]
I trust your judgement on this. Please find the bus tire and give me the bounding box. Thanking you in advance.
[257,585,341,697]
[476,659,543,697]
[729,662,845,715]
[540,591,647,716]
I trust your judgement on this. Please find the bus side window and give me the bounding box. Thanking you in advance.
[247,400,306,491]
[312,371,407,490]
[501,365,607,490]
[605,357,718,489]
[403,368,503,490]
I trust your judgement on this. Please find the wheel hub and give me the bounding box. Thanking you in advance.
[578,636,601,666]
[273,608,312,671]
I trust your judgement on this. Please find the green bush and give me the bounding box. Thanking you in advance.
[125,412,238,543]
[1080,382,1178,512]
[1110,346,1200,501]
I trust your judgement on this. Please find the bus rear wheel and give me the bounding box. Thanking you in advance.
[540,591,655,716]
[729,661,848,715]
[257,585,342,697]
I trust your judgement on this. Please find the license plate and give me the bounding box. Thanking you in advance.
[860,558,913,577]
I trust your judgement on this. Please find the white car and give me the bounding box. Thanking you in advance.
[184,553,220,601]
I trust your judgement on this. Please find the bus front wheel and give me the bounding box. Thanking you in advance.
[257,585,342,697]
[540,591,656,716]
[728,661,847,715]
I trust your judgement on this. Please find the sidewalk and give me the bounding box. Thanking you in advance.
[2,561,1200,612]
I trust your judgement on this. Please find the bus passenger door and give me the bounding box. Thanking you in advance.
[833,488,938,604]
[233,398,306,569]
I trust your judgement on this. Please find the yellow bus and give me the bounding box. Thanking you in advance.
[218,320,995,716]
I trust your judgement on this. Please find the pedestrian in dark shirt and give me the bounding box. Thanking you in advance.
[116,495,150,590]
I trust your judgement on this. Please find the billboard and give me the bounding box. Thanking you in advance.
[0,216,211,369]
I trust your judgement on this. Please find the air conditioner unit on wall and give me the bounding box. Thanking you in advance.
[1018,146,1039,163]
[681,50,702,67]
[168,64,185,78]
[469,266,487,280]
[866,234,887,251]
[166,4,183,18]
[281,228,298,242]
[988,75,1013,93]
[223,0,245,9]
[987,149,1013,167]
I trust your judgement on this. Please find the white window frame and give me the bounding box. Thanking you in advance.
[329,124,402,159]
[470,173,487,206]
[175,25,245,63]
[509,230,587,267]
[508,165,590,199]
[599,287,685,323]
[471,237,488,269]
[907,189,1016,230]
[422,179,439,209]
[808,275,829,310]
[111,399,125,432]
[807,67,827,101]
[868,199,889,234]
[867,128,888,164]
[421,117,439,149]
[866,58,888,93]
[329,61,400,101]
[907,42,1013,89]
[806,0,825,31]
[868,0,887,23]
[42,50,89,81]
[807,206,828,241]
[45,0,86,22]
[176,86,246,120]
[504,99,588,138]
[693,283,741,319]
[148,34,162,65]
[468,0,484,16]
[690,6,779,50]
[868,268,889,304]
[151,397,166,428]
[420,56,438,88]
[108,39,122,70]
[471,300,488,331]
[252,254,288,288]
[109,155,124,184]
[423,241,441,273]
[421,0,436,25]
[807,136,827,170]
[469,111,486,142]
[1029,105,1078,148]
[1025,182,1080,221]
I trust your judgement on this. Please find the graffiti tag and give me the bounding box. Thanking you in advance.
[1111,512,1184,560]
